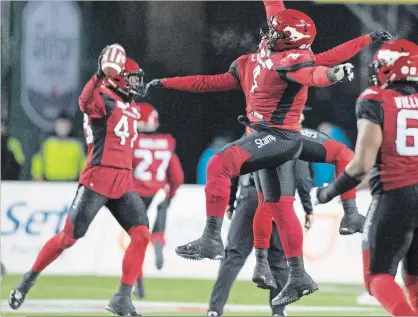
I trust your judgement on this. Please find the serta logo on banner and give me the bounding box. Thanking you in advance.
[0,201,69,236]
[20,2,81,131]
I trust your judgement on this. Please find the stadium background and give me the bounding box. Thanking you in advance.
[1,1,418,316]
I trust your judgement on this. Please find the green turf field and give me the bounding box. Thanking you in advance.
[0,275,387,316]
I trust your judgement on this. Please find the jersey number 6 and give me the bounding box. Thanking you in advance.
[396,109,418,156]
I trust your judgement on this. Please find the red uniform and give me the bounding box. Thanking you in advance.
[133,133,184,199]
[79,74,141,198]
[162,37,371,131]
[357,86,418,192]
[357,84,418,317]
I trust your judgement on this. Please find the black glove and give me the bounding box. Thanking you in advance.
[96,46,109,79]
[140,79,164,97]
[316,187,331,204]
[226,205,234,220]
[157,198,171,211]
[370,31,395,43]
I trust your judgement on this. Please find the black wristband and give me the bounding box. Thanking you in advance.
[320,171,360,203]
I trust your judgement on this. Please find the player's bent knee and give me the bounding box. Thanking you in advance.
[207,153,226,175]
[128,225,151,247]
[56,231,77,250]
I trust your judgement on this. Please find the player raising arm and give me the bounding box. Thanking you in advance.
[9,47,150,317]
[143,2,392,305]
[316,40,418,316]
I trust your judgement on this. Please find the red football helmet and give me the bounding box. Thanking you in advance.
[262,9,316,51]
[107,57,145,98]
[136,102,160,132]
[369,39,418,86]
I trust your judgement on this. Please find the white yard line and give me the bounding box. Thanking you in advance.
[0,299,380,313]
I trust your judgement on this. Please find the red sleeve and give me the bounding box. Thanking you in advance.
[161,72,240,93]
[78,74,106,117]
[314,35,372,67]
[286,66,335,87]
[264,1,286,19]
[166,153,184,198]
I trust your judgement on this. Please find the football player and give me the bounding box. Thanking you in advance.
[143,1,391,305]
[316,40,418,316]
[9,48,149,316]
[208,112,314,317]
[131,102,184,299]
[252,111,366,299]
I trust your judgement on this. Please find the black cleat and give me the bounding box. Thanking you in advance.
[154,240,164,270]
[175,236,225,261]
[132,278,145,299]
[252,259,277,290]
[105,293,141,316]
[339,213,366,235]
[271,271,318,306]
[9,271,37,310]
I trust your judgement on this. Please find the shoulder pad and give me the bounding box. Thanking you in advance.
[358,86,384,102]
[273,49,315,72]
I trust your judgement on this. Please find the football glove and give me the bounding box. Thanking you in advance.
[370,30,395,43]
[140,79,164,97]
[328,63,354,82]
[96,46,109,79]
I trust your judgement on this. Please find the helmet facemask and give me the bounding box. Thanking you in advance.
[125,70,145,98]
[259,18,286,51]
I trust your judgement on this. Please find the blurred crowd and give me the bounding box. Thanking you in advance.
[1,113,85,182]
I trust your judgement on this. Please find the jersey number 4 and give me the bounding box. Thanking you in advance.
[84,114,138,148]
[396,109,418,156]
[114,115,138,148]
[134,149,172,181]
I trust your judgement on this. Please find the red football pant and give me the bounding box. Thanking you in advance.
[32,217,149,287]
[205,146,251,218]
[404,274,418,312]
[363,250,416,316]
[253,193,302,258]
[121,225,150,285]
[136,233,164,279]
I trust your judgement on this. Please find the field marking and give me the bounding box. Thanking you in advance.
[0,299,380,313]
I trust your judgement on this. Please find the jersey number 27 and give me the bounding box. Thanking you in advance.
[134,149,172,182]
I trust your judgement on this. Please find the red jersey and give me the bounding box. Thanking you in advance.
[80,74,140,169]
[77,74,140,198]
[356,85,418,193]
[133,133,184,198]
[160,1,371,131]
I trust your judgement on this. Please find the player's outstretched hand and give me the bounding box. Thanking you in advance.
[328,63,354,82]
[370,30,395,43]
[96,46,109,79]
[140,79,164,97]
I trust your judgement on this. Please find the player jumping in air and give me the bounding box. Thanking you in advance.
[131,102,184,299]
[316,39,418,316]
[143,0,392,305]
[253,113,366,298]
[9,48,149,316]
